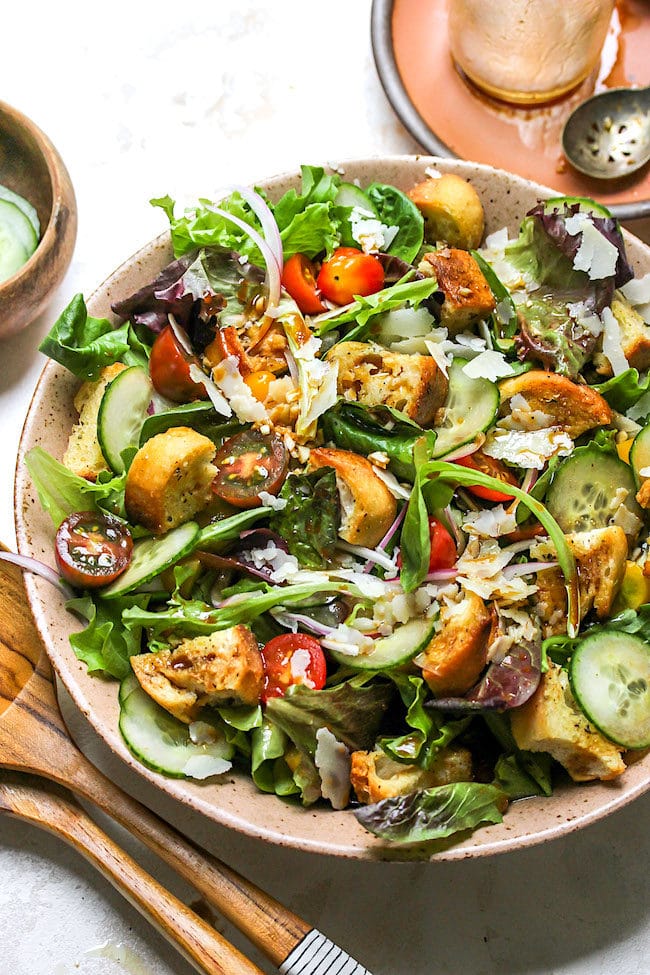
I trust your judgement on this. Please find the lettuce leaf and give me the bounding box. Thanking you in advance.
[594,368,650,413]
[366,182,424,263]
[317,275,441,339]
[379,673,470,768]
[251,718,300,796]
[354,782,507,844]
[269,468,340,569]
[25,446,127,528]
[67,592,148,679]
[39,294,148,381]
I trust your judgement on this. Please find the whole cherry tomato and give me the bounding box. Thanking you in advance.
[317,247,384,306]
[282,253,326,314]
[149,325,209,403]
[427,517,457,573]
[455,450,517,503]
[260,633,327,703]
[55,511,133,589]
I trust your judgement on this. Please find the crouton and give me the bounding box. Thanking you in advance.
[408,173,485,250]
[62,363,127,480]
[532,527,628,637]
[130,626,264,723]
[419,248,496,335]
[308,447,397,548]
[498,370,612,438]
[416,591,492,695]
[125,426,217,533]
[613,296,650,372]
[511,662,626,782]
[350,745,473,804]
[637,480,650,509]
[325,340,448,426]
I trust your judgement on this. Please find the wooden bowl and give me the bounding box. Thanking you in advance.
[14,156,650,860]
[0,100,77,338]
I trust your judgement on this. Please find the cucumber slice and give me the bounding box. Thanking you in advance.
[569,631,650,749]
[119,671,140,706]
[543,196,612,219]
[0,221,29,283]
[630,423,650,489]
[119,677,234,777]
[334,182,378,215]
[102,521,200,599]
[0,197,38,253]
[433,358,500,457]
[97,366,153,473]
[0,183,40,237]
[327,617,434,671]
[546,444,643,535]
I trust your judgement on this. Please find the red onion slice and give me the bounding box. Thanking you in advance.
[503,560,558,579]
[228,185,283,273]
[0,551,73,598]
[209,205,281,316]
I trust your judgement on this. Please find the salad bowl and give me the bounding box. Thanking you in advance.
[14,155,650,861]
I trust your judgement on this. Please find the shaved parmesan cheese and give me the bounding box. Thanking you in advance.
[601,306,630,376]
[212,356,268,422]
[499,393,554,432]
[315,728,351,810]
[621,273,650,306]
[182,754,232,780]
[567,301,604,337]
[565,213,619,280]
[350,206,398,254]
[321,624,374,657]
[484,428,573,469]
[463,505,518,538]
[371,465,412,500]
[258,491,288,511]
[462,350,515,381]
[188,364,232,417]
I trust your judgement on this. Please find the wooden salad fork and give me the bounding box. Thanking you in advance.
[0,552,371,975]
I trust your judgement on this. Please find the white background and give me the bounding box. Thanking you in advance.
[1,2,649,973]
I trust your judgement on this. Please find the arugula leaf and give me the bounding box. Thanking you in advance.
[25,447,127,528]
[269,468,339,568]
[321,401,435,482]
[67,593,148,679]
[39,294,147,381]
[196,508,270,550]
[316,276,441,338]
[366,182,424,263]
[399,438,436,593]
[354,782,507,844]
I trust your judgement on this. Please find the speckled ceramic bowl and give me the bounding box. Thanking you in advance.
[14,157,650,861]
[0,100,77,338]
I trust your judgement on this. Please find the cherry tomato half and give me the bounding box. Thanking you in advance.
[211,430,289,508]
[149,325,209,403]
[317,247,384,306]
[455,451,517,503]
[427,517,457,573]
[282,253,326,315]
[55,511,133,589]
[260,633,327,703]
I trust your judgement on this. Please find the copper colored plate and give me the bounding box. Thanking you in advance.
[372,0,650,215]
[14,157,650,861]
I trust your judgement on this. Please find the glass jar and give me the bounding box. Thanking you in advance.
[447,0,615,105]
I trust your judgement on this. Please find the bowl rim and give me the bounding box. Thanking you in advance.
[14,153,650,861]
[0,98,74,291]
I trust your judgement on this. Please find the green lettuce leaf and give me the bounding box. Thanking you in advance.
[39,294,147,381]
[484,712,553,798]
[354,782,507,844]
[317,276,441,338]
[594,368,650,413]
[25,446,127,528]
[379,673,470,768]
[67,593,148,679]
[251,718,300,796]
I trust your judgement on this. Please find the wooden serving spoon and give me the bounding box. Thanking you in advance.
[0,553,370,975]
[0,772,263,975]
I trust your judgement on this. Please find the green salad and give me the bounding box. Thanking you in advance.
[25,164,650,848]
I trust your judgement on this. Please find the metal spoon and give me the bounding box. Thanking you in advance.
[562,85,650,179]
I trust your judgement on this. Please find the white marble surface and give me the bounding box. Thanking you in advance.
[1,2,650,973]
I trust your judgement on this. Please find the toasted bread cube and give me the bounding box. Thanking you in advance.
[350,745,473,804]
[498,370,612,438]
[420,248,496,335]
[408,173,485,249]
[613,296,650,372]
[125,426,217,533]
[308,447,397,548]
[130,626,264,724]
[417,592,492,695]
[325,340,448,426]
[511,662,626,782]
[532,527,628,637]
[63,363,126,481]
